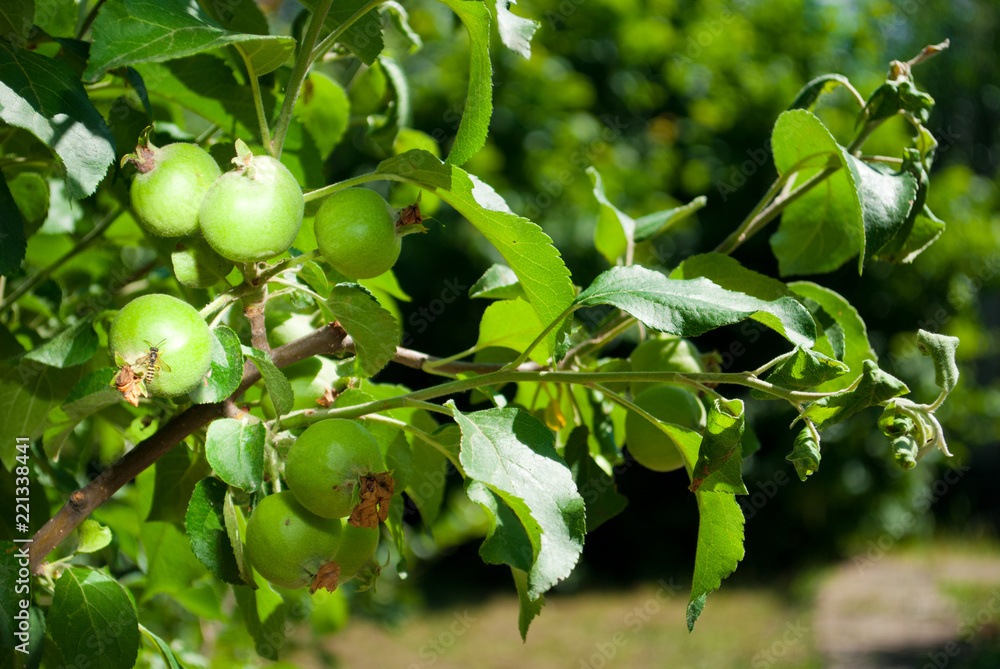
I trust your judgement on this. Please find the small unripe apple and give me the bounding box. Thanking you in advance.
[314,188,401,279]
[125,139,221,237]
[199,140,305,263]
[108,293,213,397]
[245,491,343,590]
[284,419,386,519]
[625,385,706,472]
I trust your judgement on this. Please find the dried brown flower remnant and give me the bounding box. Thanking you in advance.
[310,560,341,594]
[348,472,395,529]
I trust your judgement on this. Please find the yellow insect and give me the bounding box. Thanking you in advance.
[134,339,172,383]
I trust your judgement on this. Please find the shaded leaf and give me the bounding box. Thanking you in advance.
[186,477,244,585]
[84,0,295,81]
[563,426,627,532]
[0,0,33,47]
[300,0,384,65]
[789,281,875,392]
[141,521,223,620]
[754,346,849,398]
[50,568,139,669]
[243,346,293,416]
[786,427,821,481]
[23,318,97,368]
[0,175,27,275]
[0,42,115,199]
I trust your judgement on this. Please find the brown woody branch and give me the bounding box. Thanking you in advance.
[29,323,349,573]
[28,325,539,573]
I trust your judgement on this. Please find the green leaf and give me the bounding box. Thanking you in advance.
[377,150,575,349]
[861,77,935,125]
[49,567,139,669]
[299,0,384,65]
[846,156,920,266]
[877,203,944,264]
[588,166,634,264]
[47,370,120,458]
[141,521,223,620]
[689,399,746,494]
[450,403,587,604]
[469,264,525,300]
[196,0,270,34]
[0,0,33,47]
[803,360,909,430]
[23,318,97,368]
[633,195,708,243]
[293,72,350,159]
[75,519,113,554]
[385,1,423,53]
[243,346,293,416]
[574,265,816,348]
[437,0,492,166]
[0,541,46,669]
[135,54,271,139]
[477,298,549,364]
[235,577,286,660]
[147,444,213,523]
[186,477,244,585]
[512,566,544,641]
[786,427,821,481]
[223,491,256,587]
[139,624,183,669]
[84,0,295,81]
[494,0,537,58]
[563,426,628,532]
[205,417,265,492]
[406,431,449,526]
[189,325,244,404]
[788,281,875,392]
[328,283,399,377]
[686,491,744,631]
[0,43,116,199]
[788,73,858,111]
[0,362,81,469]
[7,171,50,233]
[916,329,960,396]
[755,346,849,397]
[670,252,792,301]
[769,110,862,276]
[0,175,27,275]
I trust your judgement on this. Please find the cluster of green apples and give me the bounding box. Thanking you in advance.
[244,419,386,590]
[108,133,408,399]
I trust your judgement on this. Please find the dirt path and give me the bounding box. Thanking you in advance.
[814,552,1000,668]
